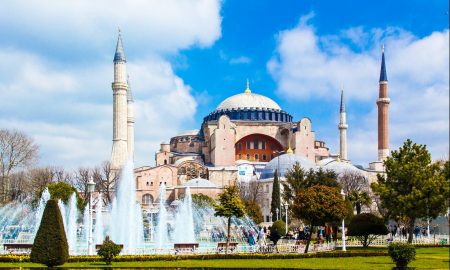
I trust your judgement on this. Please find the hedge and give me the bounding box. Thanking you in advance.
[0,244,447,263]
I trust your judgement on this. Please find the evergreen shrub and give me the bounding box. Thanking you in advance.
[388,242,416,268]
[30,199,69,267]
[97,236,122,265]
[272,220,286,236]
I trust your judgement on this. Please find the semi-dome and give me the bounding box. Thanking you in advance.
[322,159,363,175]
[216,92,281,111]
[183,177,217,188]
[260,153,316,179]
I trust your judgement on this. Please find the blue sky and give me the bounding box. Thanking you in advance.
[0,0,448,169]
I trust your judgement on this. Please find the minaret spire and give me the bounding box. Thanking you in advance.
[338,88,348,160]
[377,45,390,161]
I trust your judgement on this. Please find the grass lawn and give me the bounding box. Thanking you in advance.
[0,247,448,269]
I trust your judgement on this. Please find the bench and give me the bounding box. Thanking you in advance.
[174,243,199,254]
[217,242,238,252]
[95,244,124,250]
[3,243,33,254]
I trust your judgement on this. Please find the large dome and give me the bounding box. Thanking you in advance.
[216,92,281,111]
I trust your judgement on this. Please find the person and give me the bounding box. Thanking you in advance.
[324,223,333,244]
[248,228,256,246]
[269,227,281,245]
[257,227,266,246]
[297,227,306,241]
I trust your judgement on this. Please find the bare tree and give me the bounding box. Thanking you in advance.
[339,170,369,194]
[72,167,91,200]
[237,179,263,204]
[339,170,372,214]
[0,129,39,202]
[93,161,118,205]
[29,167,55,195]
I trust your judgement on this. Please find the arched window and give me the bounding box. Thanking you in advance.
[142,194,153,205]
[164,159,167,165]
[246,154,250,160]
[262,154,267,161]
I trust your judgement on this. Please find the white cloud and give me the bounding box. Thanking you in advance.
[0,0,222,54]
[268,15,449,165]
[0,0,223,169]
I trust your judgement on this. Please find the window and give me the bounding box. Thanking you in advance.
[142,194,153,205]
[151,182,153,186]
[254,154,259,160]
[262,141,266,149]
[246,154,250,160]
[164,159,167,165]
[238,143,242,151]
[254,140,259,149]
[270,154,274,159]
[146,181,149,186]
[262,154,267,161]
[238,154,242,159]
[250,141,254,149]
[246,141,251,149]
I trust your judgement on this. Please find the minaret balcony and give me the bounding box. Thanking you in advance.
[376,97,390,104]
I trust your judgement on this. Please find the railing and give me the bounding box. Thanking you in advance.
[335,234,449,247]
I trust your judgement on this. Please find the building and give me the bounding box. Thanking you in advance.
[110,33,389,219]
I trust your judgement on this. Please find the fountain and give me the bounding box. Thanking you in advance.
[108,161,144,253]
[0,166,259,255]
[173,187,195,243]
[94,193,104,244]
[155,183,168,249]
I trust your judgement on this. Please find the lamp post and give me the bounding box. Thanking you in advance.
[341,189,346,251]
[284,202,289,236]
[87,177,96,255]
[276,208,279,221]
[273,150,285,220]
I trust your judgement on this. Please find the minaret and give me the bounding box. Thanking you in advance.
[338,89,348,160]
[110,30,129,170]
[127,76,135,162]
[377,45,390,161]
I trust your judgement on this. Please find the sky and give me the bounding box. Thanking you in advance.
[0,0,448,169]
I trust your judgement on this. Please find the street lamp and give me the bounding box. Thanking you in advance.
[276,208,279,221]
[284,202,289,236]
[341,189,346,251]
[87,177,96,255]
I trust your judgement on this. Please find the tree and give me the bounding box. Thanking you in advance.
[339,170,368,195]
[37,182,85,211]
[347,213,388,247]
[272,220,286,236]
[237,179,263,204]
[243,200,263,224]
[271,170,280,221]
[283,164,341,203]
[214,185,245,253]
[347,191,372,215]
[97,235,122,265]
[30,199,69,267]
[371,139,450,243]
[72,167,92,200]
[0,129,39,202]
[191,193,215,208]
[292,185,348,253]
[339,170,371,214]
[93,161,118,205]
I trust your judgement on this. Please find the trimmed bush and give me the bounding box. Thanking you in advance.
[30,199,69,267]
[347,213,389,247]
[272,220,286,236]
[388,242,416,268]
[97,236,122,265]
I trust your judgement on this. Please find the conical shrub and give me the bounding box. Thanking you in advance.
[31,199,69,267]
